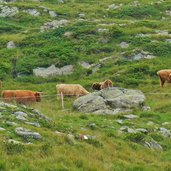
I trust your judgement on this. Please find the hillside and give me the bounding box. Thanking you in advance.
[1,0,171,170]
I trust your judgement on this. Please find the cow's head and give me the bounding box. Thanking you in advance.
[92,83,101,90]
[34,92,41,102]
[104,79,113,88]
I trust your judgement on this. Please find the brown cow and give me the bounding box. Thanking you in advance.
[56,84,89,99]
[92,79,113,90]
[157,70,171,87]
[1,90,41,104]
[92,82,101,91]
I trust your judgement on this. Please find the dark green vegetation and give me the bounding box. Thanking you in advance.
[1,0,171,170]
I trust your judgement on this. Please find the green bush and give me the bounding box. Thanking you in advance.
[125,133,145,143]
[116,5,161,19]
[4,141,25,155]
[109,25,124,38]
[144,42,171,57]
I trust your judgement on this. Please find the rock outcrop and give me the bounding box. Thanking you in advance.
[74,87,147,115]
[33,65,73,78]
[0,102,52,143]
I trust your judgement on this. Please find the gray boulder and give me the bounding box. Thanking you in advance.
[74,93,107,113]
[33,65,73,78]
[74,87,146,115]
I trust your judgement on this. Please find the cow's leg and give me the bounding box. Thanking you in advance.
[159,77,165,87]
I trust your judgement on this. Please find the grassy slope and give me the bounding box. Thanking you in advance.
[1,0,171,170]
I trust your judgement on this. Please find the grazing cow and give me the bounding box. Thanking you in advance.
[56,84,89,98]
[92,79,113,90]
[1,90,41,104]
[157,70,171,87]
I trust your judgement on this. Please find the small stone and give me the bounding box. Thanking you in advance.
[123,114,139,119]
[147,121,155,126]
[142,106,151,111]
[25,122,41,127]
[16,115,27,121]
[6,121,18,126]
[99,56,113,62]
[23,9,40,16]
[7,139,22,144]
[119,42,129,48]
[107,4,122,10]
[78,13,85,18]
[64,32,74,38]
[55,131,65,136]
[166,39,171,43]
[120,126,136,133]
[13,111,28,117]
[162,122,170,126]
[0,127,5,131]
[97,28,109,33]
[88,123,96,129]
[80,61,92,69]
[49,10,57,17]
[136,128,148,134]
[7,41,16,49]
[116,119,124,124]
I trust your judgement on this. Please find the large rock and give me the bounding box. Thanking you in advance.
[33,65,73,78]
[73,87,147,115]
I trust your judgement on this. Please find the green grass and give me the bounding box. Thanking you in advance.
[1,0,171,170]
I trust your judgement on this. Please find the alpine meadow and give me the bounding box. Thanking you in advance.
[1,0,171,171]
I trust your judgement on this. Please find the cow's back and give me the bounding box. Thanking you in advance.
[56,84,89,96]
[14,90,36,103]
[2,90,36,104]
